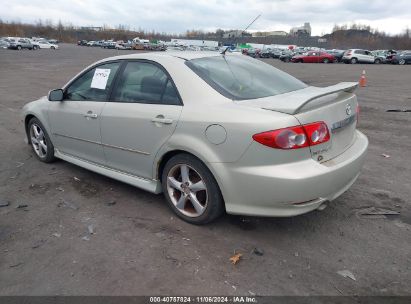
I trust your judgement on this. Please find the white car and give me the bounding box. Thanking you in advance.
[342,49,381,64]
[22,52,368,224]
[37,40,58,49]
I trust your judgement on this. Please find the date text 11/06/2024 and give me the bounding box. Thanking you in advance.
[149,296,258,303]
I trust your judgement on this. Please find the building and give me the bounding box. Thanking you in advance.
[251,31,288,37]
[222,30,243,39]
[290,22,311,36]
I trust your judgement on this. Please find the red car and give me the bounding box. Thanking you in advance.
[291,51,335,63]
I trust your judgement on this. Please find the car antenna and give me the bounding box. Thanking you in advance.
[221,14,261,55]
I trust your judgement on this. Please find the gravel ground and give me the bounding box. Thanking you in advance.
[0,44,410,296]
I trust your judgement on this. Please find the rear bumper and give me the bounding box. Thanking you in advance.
[210,130,368,217]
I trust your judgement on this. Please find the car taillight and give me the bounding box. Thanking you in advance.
[303,122,330,146]
[253,122,330,149]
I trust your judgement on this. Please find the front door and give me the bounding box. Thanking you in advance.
[48,61,121,165]
[100,60,183,179]
[364,50,375,63]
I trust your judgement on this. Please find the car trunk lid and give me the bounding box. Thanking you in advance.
[238,82,359,162]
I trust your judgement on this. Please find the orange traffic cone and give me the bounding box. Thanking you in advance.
[359,70,367,87]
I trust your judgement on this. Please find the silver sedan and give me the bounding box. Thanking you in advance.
[22,52,368,224]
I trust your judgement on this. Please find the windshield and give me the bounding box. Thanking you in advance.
[186,55,307,100]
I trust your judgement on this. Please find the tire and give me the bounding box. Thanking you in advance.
[350,58,358,64]
[323,58,330,64]
[51,46,55,50]
[17,45,22,50]
[375,58,381,64]
[399,59,406,65]
[161,154,224,224]
[28,117,56,163]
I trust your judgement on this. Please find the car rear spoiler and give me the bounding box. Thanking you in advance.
[239,82,358,115]
[291,82,358,114]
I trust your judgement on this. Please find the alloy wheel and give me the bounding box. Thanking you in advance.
[30,123,48,158]
[166,164,208,217]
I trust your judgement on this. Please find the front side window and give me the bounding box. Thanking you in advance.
[186,55,306,100]
[65,62,120,101]
[111,61,180,105]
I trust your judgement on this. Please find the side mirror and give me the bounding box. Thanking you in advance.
[48,89,64,101]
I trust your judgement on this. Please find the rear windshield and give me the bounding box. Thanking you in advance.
[185,55,307,100]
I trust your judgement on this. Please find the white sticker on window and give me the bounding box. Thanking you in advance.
[90,68,111,90]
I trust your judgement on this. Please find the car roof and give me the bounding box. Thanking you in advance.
[99,51,222,62]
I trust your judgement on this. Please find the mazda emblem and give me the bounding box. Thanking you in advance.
[346,104,352,116]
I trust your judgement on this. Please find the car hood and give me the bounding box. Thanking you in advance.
[237,82,358,115]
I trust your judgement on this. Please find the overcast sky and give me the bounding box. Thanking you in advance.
[1,0,410,36]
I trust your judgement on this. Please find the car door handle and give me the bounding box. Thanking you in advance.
[151,116,173,124]
[84,111,98,119]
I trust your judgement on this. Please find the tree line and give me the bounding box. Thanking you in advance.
[1,19,410,50]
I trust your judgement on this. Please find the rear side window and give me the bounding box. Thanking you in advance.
[111,61,181,105]
[65,62,120,101]
[186,55,306,100]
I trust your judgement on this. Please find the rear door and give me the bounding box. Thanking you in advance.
[100,60,183,179]
[354,50,365,62]
[48,61,121,165]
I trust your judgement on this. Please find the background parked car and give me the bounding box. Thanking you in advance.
[342,49,381,64]
[0,39,9,49]
[390,51,411,65]
[93,41,104,47]
[247,48,261,58]
[279,51,295,62]
[384,50,399,64]
[271,49,283,58]
[291,51,335,63]
[37,40,58,49]
[77,40,88,46]
[325,50,345,62]
[371,50,395,63]
[8,38,37,50]
[102,41,116,49]
[115,42,132,50]
[260,49,273,58]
